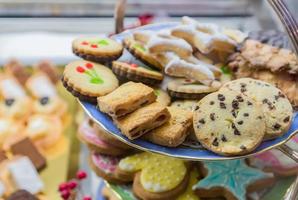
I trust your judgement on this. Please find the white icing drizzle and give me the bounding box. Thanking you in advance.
[186,55,221,74]
[29,76,57,97]
[0,79,26,98]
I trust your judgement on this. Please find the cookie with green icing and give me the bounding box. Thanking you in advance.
[194,160,275,200]
[112,61,163,85]
[72,37,123,63]
[62,60,119,103]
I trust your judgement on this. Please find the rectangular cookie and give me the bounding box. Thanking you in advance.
[114,102,170,140]
[98,81,156,118]
[144,107,193,147]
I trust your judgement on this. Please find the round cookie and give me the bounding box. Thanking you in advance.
[222,78,293,140]
[167,78,220,99]
[123,37,163,71]
[112,61,163,85]
[193,90,266,156]
[154,88,171,106]
[72,37,123,63]
[62,60,119,103]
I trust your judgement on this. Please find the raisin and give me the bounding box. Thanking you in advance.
[221,135,227,142]
[237,120,243,125]
[283,116,290,123]
[231,109,237,118]
[262,98,268,104]
[273,123,281,130]
[247,101,252,106]
[199,119,205,124]
[40,97,49,105]
[232,100,239,109]
[5,98,15,106]
[210,101,215,105]
[210,113,215,121]
[194,106,200,111]
[234,129,241,135]
[218,94,225,101]
[243,113,249,117]
[212,138,219,146]
[236,95,244,102]
[220,102,226,109]
[257,116,262,120]
[240,88,247,93]
[211,133,214,136]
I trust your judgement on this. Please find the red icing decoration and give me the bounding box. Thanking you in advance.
[185,79,192,82]
[61,190,70,199]
[130,63,138,68]
[67,180,77,190]
[91,44,98,48]
[76,66,85,73]
[76,170,87,180]
[81,41,89,45]
[85,63,93,69]
[58,182,68,192]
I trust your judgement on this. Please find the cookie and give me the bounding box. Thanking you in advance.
[193,159,275,200]
[171,100,197,111]
[78,119,128,156]
[167,78,220,99]
[89,152,126,184]
[222,78,293,140]
[114,102,170,140]
[36,60,60,84]
[144,106,193,147]
[123,37,163,70]
[193,90,266,156]
[112,61,163,85]
[98,82,156,118]
[4,59,30,85]
[7,190,38,200]
[62,60,119,103]
[0,118,24,148]
[116,152,189,200]
[72,37,123,63]
[154,88,171,106]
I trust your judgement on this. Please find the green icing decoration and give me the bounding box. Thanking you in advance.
[110,184,136,200]
[193,160,273,200]
[220,66,231,75]
[133,43,146,52]
[98,39,109,46]
[154,89,160,96]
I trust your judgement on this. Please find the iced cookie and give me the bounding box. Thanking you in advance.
[193,90,266,156]
[154,88,171,106]
[123,37,163,70]
[72,37,123,63]
[194,160,275,200]
[114,102,170,140]
[222,78,293,140]
[78,119,128,156]
[62,60,119,103]
[116,152,189,200]
[98,82,156,118]
[112,61,163,85]
[144,107,193,147]
[89,152,126,184]
[167,78,220,99]
[0,75,32,121]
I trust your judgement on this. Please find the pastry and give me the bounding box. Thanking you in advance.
[144,106,193,147]
[193,90,266,156]
[78,119,128,156]
[123,37,163,70]
[72,37,123,63]
[222,78,293,140]
[167,78,220,99]
[114,102,170,140]
[62,60,119,103]
[194,159,275,200]
[154,88,171,106]
[98,82,156,118]
[112,61,163,85]
[116,152,189,200]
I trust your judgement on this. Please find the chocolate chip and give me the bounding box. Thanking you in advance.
[240,83,246,87]
[218,94,225,101]
[236,95,244,102]
[237,120,243,125]
[220,102,226,109]
[240,88,247,93]
[231,109,237,118]
[232,99,239,109]
[240,145,247,150]
[273,123,281,130]
[243,113,249,117]
[234,129,241,135]
[211,133,214,136]
[194,106,200,111]
[210,113,215,121]
[257,116,262,120]
[268,103,275,110]
[5,98,15,106]
[212,138,219,146]
[278,91,285,98]
[40,97,49,105]
[210,101,214,105]
[196,125,200,129]
[283,116,290,123]
[247,101,252,106]
[199,119,205,124]
[274,95,279,101]
[221,135,227,142]
[262,98,268,104]
[177,103,181,107]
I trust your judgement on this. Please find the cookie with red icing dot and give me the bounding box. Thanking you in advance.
[62,60,119,103]
[72,37,123,63]
[112,61,163,85]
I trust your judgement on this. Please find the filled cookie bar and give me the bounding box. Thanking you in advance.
[98,82,157,118]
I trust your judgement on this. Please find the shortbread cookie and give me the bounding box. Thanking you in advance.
[167,78,220,99]
[193,90,266,156]
[62,60,119,103]
[154,88,171,106]
[123,37,163,70]
[114,102,170,140]
[194,159,275,200]
[112,61,163,85]
[222,78,293,140]
[98,82,156,118]
[89,152,126,184]
[72,37,123,63]
[116,152,189,200]
[144,107,192,147]
[78,119,128,156]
